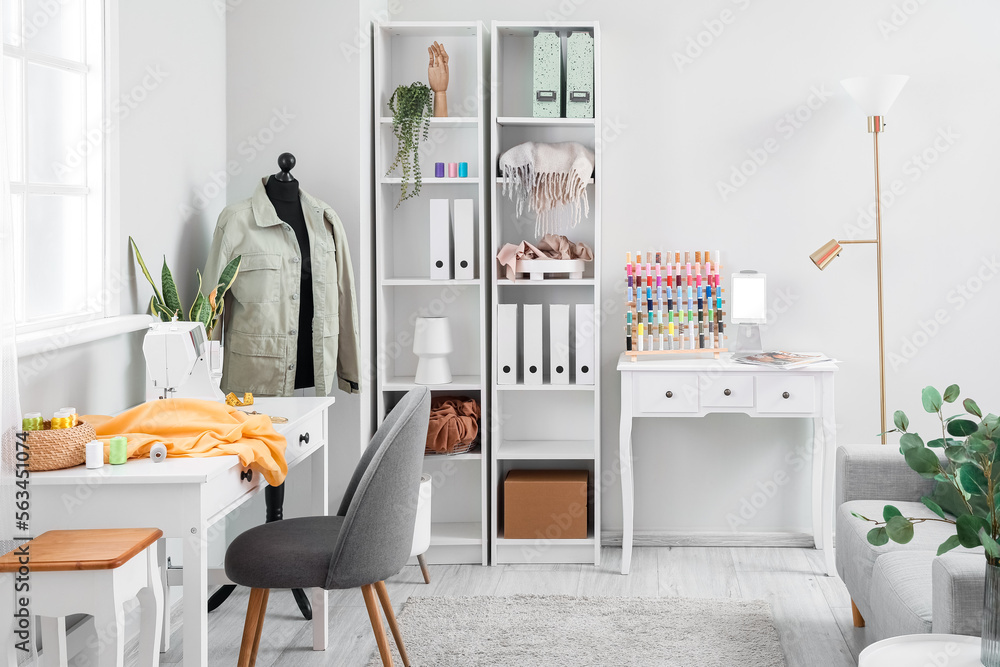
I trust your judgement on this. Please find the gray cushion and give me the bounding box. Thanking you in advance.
[837,499,968,619]
[933,552,985,635]
[225,516,345,589]
[869,551,934,642]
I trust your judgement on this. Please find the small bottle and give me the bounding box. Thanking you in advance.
[21,412,43,431]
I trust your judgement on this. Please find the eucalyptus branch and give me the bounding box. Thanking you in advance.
[858,516,956,528]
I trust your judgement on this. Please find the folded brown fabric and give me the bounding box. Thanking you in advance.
[426,396,481,455]
[495,234,594,281]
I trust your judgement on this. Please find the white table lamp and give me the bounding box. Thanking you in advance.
[413,316,453,384]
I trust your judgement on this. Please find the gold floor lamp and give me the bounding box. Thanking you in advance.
[810,75,909,445]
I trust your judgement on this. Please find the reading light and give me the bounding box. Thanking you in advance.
[810,240,843,270]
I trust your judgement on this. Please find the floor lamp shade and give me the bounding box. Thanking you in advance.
[810,240,843,270]
[414,316,453,385]
[840,75,909,117]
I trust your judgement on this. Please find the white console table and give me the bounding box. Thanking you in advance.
[29,396,333,666]
[617,353,838,576]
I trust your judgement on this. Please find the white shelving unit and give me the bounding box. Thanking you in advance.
[373,21,488,565]
[490,21,602,565]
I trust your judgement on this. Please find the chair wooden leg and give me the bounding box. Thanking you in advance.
[375,581,410,667]
[238,588,269,667]
[851,599,865,628]
[361,584,394,667]
[416,554,431,584]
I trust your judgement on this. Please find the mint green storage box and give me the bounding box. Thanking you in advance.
[566,31,594,119]
[532,30,561,118]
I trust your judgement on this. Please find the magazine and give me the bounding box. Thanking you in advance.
[732,351,833,369]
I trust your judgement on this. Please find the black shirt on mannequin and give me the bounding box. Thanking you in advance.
[265,175,314,390]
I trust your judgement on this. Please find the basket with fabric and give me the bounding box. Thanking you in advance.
[425,397,480,456]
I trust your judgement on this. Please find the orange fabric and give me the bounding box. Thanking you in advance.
[82,398,287,486]
[426,397,480,454]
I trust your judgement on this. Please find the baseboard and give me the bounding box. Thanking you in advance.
[600,530,816,548]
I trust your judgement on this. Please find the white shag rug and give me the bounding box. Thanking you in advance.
[368,595,786,666]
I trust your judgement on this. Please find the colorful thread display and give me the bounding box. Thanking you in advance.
[625,250,727,360]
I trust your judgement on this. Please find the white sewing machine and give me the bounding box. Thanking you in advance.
[143,321,225,402]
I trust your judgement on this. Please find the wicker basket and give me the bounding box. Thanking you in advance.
[25,420,97,472]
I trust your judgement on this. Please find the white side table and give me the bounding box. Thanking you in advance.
[859,634,981,666]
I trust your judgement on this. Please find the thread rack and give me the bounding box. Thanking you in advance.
[625,250,727,361]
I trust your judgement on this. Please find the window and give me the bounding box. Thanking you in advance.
[2,0,110,331]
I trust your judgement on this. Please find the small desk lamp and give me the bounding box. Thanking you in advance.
[730,270,767,354]
[810,74,908,444]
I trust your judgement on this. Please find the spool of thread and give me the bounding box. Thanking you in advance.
[109,436,128,465]
[150,442,167,463]
[21,412,43,431]
[448,162,458,178]
[59,407,78,427]
[458,162,468,178]
[86,440,104,469]
[434,162,445,178]
[50,410,72,429]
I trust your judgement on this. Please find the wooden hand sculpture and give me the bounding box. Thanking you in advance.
[428,41,449,117]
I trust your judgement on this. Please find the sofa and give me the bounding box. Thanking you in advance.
[836,443,985,642]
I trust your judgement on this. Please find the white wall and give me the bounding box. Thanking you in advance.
[391,0,1000,536]
[18,1,228,416]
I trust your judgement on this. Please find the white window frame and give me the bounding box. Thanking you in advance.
[3,0,120,336]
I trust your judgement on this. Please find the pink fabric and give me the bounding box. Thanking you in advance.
[496,234,594,281]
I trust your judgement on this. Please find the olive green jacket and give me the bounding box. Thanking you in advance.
[203,180,361,397]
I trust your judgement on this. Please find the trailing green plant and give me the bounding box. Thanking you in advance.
[386,82,432,207]
[853,384,1000,565]
[129,236,241,339]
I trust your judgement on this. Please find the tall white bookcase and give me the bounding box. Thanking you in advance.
[373,22,488,565]
[489,22,602,565]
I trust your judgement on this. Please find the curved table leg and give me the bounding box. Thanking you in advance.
[620,373,634,575]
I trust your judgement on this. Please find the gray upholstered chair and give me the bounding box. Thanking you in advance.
[225,387,431,667]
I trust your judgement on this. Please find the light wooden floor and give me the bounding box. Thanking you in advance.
[155,547,865,666]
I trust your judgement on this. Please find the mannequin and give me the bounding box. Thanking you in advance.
[265,153,314,390]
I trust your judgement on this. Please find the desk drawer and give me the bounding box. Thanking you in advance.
[756,375,816,414]
[284,412,325,466]
[205,462,263,519]
[636,373,699,413]
[701,375,754,408]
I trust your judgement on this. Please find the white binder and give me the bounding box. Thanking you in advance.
[429,198,451,279]
[522,304,543,385]
[497,304,517,385]
[453,199,475,279]
[575,303,595,385]
[549,304,570,385]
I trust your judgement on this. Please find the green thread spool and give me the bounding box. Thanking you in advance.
[21,412,43,431]
[109,436,128,465]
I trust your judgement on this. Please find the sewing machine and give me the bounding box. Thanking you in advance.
[143,321,225,402]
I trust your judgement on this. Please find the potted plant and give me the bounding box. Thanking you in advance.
[386,81,432,207]
[853,384,1000,665]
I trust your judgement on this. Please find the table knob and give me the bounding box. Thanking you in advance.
[503,365,511,374]
[782,391,790,399]
[300,432,310,444]
[724,388,732,396]
[240,469,253,482]
[665,391,673,398]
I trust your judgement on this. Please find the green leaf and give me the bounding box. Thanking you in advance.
[965,398,983,418]
[979,528,1000,560]
[922,386,943,413]
[927,438,947,448]
[968,435,993,454]
[129,237,164,305]
[867,526,889,547]
[850,511,872,522]
[161,258,182,320]
[946,445,970,464]
[948,419,979,437]
[885,515,914,544]
[937,534,962,556]
[188,271,211,328]
[216,255,242,299]
[943,384,961,403]
[904,447,941,477]
[893,410,910,432]
[958,463,989,495]
[920,495,947,520]
[956,514,990,548]
[883,505,902,522]
[899,433,924,453]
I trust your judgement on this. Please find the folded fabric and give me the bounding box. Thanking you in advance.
[499,141,595,236]
[426,397,480,455]
[83,398,288,486]
[496,234,594,282]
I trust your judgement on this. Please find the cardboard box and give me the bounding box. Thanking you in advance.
[504,469,589,539]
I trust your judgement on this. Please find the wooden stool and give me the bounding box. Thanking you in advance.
[0,528,164,667]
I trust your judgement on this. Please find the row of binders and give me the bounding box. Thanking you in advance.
[497,303,595,385]
[430,198,476,280]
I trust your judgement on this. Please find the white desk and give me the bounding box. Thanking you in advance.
[859,634,982,666]
[617,353,838,575]
[29,396,334,666]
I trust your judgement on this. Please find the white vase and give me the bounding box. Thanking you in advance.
[413,317,452,385]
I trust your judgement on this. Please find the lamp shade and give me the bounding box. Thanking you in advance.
[840,75,909,117]
[810,239,842,270]
[413,317,452,384]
